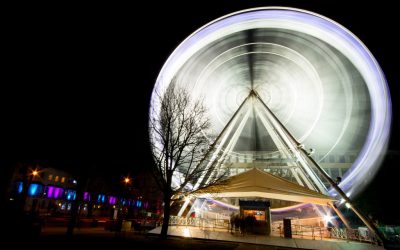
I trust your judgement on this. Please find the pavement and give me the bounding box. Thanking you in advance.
[13,226,301,250]
[149,225,384,250]
[6,225,384,250]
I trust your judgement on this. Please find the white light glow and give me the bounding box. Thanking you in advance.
[183,227,191,237]
[324,214,333,223]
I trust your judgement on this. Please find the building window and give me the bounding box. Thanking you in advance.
[48,174,53,181]
[61,177,65,183]
[55,176,59,182]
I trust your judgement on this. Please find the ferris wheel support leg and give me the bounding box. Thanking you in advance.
[290,167,304,186]
[178,96,253,217]
[178,199,191,217]
[255,93,326,192]
[253,89,384,243]
[328,202,351,229]
[305,151,385,244]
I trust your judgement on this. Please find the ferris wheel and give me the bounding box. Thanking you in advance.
[151,7,391,199]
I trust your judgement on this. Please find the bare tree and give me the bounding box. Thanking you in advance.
[149,83,227,239]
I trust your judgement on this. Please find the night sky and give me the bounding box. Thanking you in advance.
[2,1,399,221]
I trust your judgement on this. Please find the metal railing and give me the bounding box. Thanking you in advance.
[169,216,229,230]
[273,222,379,245]
[273,223,327,240]
[331,227,379,244]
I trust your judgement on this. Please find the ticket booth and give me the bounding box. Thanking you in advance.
[239,200,271,235]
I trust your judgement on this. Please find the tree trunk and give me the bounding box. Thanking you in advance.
[160,194,172,239]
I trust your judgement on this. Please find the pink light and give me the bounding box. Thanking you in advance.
[83,192,90,201]
[46,186,54,198]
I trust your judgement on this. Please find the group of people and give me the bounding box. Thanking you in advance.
[229,213,257,235]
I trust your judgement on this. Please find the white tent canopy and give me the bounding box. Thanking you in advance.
[193,168,335,206]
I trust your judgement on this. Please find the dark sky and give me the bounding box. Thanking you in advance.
[2,0,399,208]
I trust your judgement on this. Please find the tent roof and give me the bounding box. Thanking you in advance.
[193,168,335,205]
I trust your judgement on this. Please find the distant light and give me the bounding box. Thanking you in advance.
[345,202,351,209]
[83,192,91,201]
[17,182,23,193]
[32,170,38,176]
[28,183,42,196]
[124,177,131,184]
[183,228,191,237]
[58,203,62,206]
[46,186,63,199]
[66,190,76,201]
[108,196,117,205]
[9,198,14,201]
[72,180,77,184]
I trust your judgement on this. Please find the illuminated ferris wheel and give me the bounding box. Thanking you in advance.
[151,7,391,200]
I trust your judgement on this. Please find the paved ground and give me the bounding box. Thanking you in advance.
[149,226,384,250]
[10,227,303,250]
[5,226,384,250]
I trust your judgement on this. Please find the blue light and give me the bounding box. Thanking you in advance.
[65,190,76,201]
[16,182,23,193]
[98,194,106,203]
[28,183,42,197]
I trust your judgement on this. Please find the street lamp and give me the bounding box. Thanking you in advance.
[32,170,38,177]
[20,168,40,212]
[121,176,133,219]
[29,169,39,190]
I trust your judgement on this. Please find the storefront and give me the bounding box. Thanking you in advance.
[239,200,271,235]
